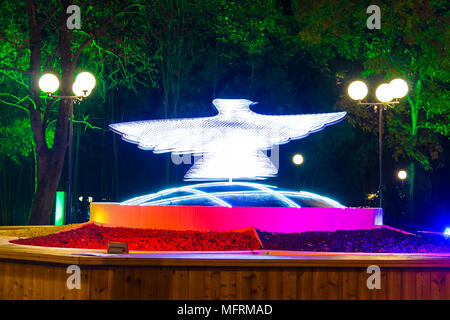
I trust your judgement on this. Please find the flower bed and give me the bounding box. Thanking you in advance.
[257,228,450,253]
[10,223,262,251]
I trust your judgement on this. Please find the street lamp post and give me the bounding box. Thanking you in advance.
[348,79,408,209]
[396,169,408,221]
[39,72,96,224]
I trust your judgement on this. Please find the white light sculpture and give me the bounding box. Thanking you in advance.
[121,181,346,208]
[110,99,346,180]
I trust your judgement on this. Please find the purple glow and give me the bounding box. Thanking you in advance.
[91,203,381,233]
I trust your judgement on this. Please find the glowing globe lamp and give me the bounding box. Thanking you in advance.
[292,154,304,165]
[72,80,92,97]
[73,72,96,96]
[348,81,368,100]
[39,73,60,93]
[397,170,407,180]
[75,72,96,90]
[375,83,394,102]
[389,79,408,99]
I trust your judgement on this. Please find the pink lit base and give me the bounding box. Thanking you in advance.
[90,203,383,233]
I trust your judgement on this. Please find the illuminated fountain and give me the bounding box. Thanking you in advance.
[90,99,382,232]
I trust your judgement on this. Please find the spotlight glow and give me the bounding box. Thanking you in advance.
[110,99,346,180]
[347,81,368,100]
[397,170,407,180]
[292,154,304,165]
[444,227,450,236]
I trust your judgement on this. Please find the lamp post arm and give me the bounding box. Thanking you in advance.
[357,100,399,106]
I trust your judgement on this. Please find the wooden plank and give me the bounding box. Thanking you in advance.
[0,261,5,298]
[219,268,237,299]
[250,269,267,299]
[401,270,416,300]
[57,264,75,299]
[297,268,313,299]
[311,268,328,299]
[121,267,142,299]
[357,266,372,300]
[235,270,252,299]
[210,269,221,299]
[172,268,189,299]
[155,267,173,299]
[140,266,158,299]
[431,270,446,300]
[266,270,282,299]
[42,263,55,299]
[9,262,24,299]
[188,267,208,299]
[281,269,297,299]
[327,268,340,299]
[445,269,450,300]
[30,263,45,299]
[340,268,358,299]
[88,266,109,299]
[2,262,12,299]
[386,269,402,300]
[415,269,431,300]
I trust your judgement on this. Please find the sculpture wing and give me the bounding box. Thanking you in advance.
[109,117,217,154]
[253,111,347,145]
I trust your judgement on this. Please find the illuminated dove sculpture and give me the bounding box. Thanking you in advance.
[109,99,346,180]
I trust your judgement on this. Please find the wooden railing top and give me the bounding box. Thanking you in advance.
[1,239,450,268]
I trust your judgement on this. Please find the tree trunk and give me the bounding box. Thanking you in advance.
[29,150,64,224]
[28,0,75,224]
[405,79,420,225]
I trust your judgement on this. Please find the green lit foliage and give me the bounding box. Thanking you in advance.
[294,0,449,170]
[0,0,161,224]
[0,118,33,164]
[140,0,223,116]
[216,0,285,54]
